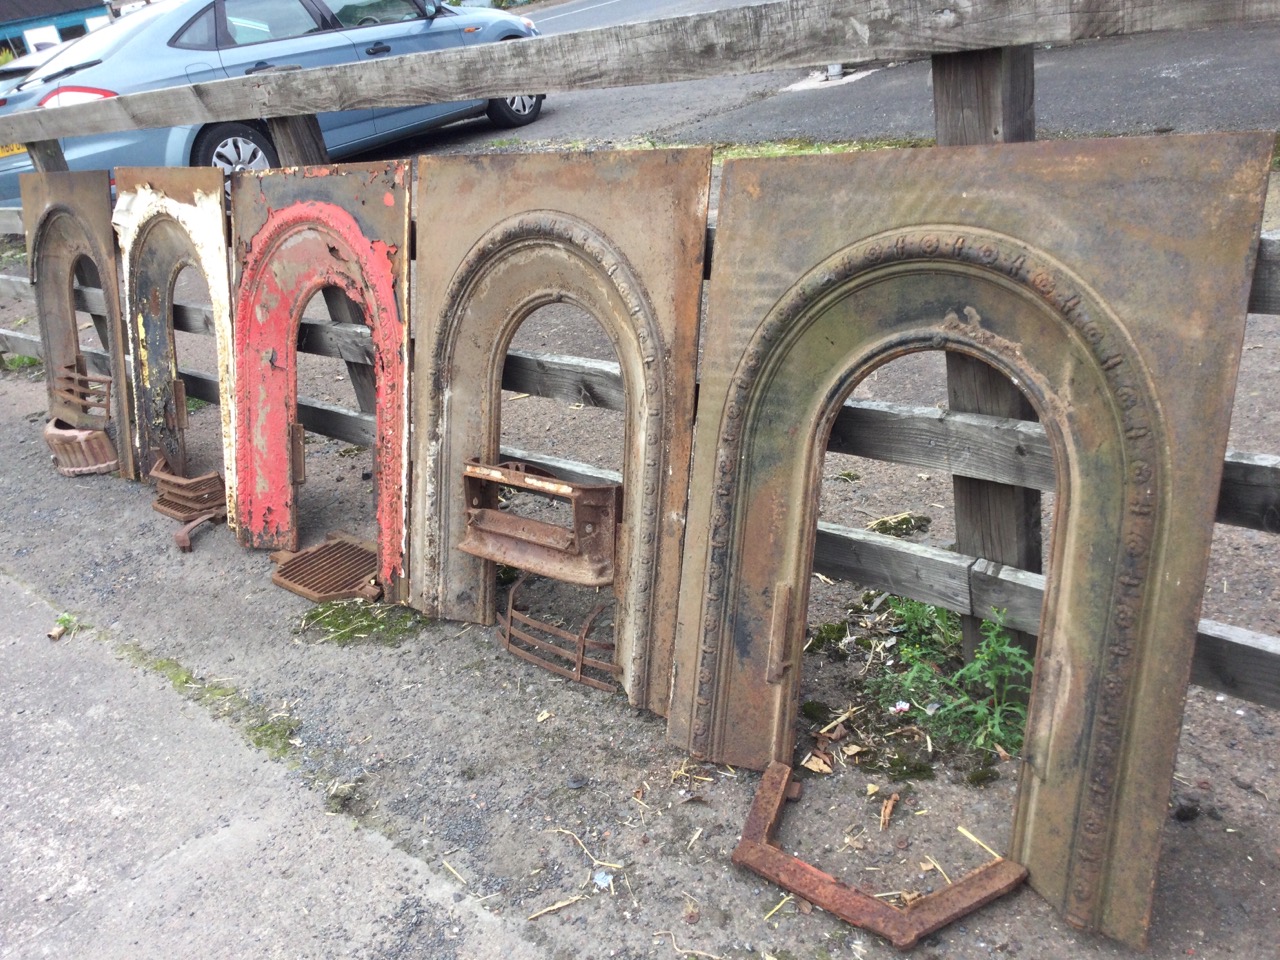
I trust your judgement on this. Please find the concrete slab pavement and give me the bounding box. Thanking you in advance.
[0,574,534,960]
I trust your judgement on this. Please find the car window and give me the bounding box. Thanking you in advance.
[223,0,322,46]
[19,3,169,86]
[172,5,217,50]
[329,0,424,28]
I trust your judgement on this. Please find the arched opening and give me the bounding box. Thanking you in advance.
[678,242,1159,927]
[292,286,378,551]
[169,263,222,478]
[495,303,628,691]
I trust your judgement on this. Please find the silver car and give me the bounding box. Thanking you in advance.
[0,0,542,202]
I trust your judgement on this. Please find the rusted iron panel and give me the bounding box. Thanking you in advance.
[670,134,1272,947]
[733,763,1026,950]
[20,170,134,479]
[410,149,711,714]
[230,163,410,597]
[113,168,235,512]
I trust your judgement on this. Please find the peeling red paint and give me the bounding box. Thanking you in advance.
[234,195,407,585]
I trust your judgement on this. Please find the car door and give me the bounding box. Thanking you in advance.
[213,0,375,148]
[319,0,482,134]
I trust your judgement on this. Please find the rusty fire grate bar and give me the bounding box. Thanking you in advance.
[498,571,620,693]
[52,361,112,419]
[150,459,228,552]
[271,533,382,603]
[733,763,1027,950]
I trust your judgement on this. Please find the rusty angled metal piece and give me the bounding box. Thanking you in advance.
[670,134,1272,948]
[498,572,621,693]
[410,149,710,714]
[113,168,235,502]
[734,763,1027,950]
[271,533,382,603]
[21,170,134,479]
[231,162,410,598]
[458,459,621,587]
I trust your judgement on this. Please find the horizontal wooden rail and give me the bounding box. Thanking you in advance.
[811,522,1280,711]
[5,0,1279,144]
[436,439,1280,711]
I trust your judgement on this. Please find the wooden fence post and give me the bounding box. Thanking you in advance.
[931,46,1040,660]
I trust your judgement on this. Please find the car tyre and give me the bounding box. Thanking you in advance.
[191,122,280,174]
[486,94,543,128]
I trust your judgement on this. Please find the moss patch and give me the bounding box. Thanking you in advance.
[295,598,431,648]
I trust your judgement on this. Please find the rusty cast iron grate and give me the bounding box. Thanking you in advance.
[458,459,621,587]
[44,418,117,477]
[150,458,227,552]
[498,571,621,693]
[271,533,382,603]
[460,459,623,690]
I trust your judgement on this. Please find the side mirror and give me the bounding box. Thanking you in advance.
[422,0,440,16]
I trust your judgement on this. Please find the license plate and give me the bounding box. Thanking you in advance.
[0,143,26,159]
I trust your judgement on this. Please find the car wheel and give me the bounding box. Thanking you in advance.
[192,122,279,175]
[486,94,543,128]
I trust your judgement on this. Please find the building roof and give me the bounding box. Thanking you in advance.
[2,1,103,25]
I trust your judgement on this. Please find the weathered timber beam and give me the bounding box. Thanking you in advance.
[814,522,1280,710]
[500,350,626,409]
[8,0,1280,143]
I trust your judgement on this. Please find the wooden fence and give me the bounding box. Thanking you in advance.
[0,0,1277,711]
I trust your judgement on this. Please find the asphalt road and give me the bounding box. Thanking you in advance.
[381,9,1279,158]
[529,0,768,34]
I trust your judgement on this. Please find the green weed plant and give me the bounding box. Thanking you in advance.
[867,598,1033,754]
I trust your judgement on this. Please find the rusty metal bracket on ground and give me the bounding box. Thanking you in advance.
[733,763,1027,950]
